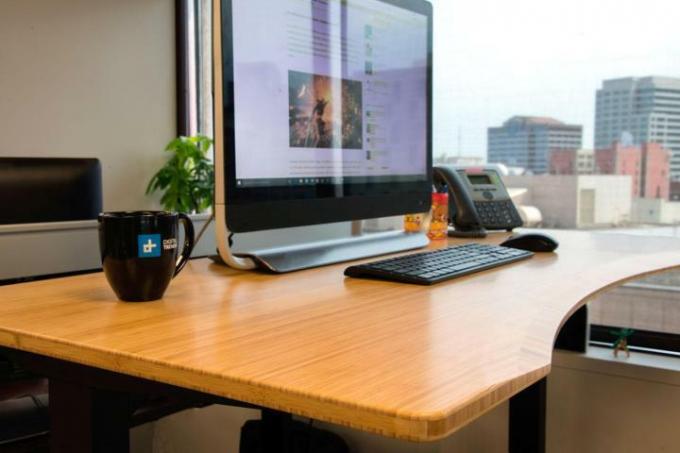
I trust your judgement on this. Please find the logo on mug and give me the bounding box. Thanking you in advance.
[137,234,162,258]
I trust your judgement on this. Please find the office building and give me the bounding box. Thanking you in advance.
[596,142,670,200]
[550,149,595,175]
[488,116,583,174]
[550,142,671,199]
[594,77,680,182]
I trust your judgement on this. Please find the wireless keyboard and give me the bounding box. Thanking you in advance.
[344,243,533,285]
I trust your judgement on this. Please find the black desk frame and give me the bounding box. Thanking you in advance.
[509,305,588,453]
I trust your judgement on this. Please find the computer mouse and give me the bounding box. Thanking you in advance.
[500,233,559,253]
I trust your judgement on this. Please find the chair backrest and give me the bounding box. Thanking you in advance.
[0,158,102,224]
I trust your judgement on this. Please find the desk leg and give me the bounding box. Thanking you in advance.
[49,378,132,453]
[554,305,588,352]
[508,378,546,453]
[261,409,292,453]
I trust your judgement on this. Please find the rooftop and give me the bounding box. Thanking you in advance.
[507,116,564,126]
[601,76,680,90]
[496,116,582,129]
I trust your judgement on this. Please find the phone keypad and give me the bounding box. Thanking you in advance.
[473,200,523,230]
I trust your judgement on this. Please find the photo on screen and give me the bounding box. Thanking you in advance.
[288,70,363,149]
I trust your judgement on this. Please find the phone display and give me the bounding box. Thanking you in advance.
[466,174,492,185]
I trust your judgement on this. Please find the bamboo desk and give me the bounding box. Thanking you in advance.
[1,230,679,452]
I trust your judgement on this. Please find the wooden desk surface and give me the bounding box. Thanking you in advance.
[0,230,678,441]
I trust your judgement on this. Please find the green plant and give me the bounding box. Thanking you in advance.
[610,327,634,358]
[610,328,634,347]
[146,135,214,213]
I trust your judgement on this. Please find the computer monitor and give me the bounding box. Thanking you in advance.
[213,0,432,272]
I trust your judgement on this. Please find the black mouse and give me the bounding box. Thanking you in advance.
[500,233,559,252]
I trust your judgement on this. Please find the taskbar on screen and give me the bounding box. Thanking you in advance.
[235,174,426,188]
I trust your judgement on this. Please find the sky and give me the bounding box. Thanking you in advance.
[430,0,680,160]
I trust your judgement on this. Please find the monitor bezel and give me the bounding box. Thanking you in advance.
[214,0,433,233]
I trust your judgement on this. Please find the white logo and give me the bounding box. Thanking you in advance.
[163,238,178,250]
[143,239,157,254]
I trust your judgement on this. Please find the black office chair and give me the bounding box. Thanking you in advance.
[0,158,205,451]
[0,158,103,450]
[0,353,49,452]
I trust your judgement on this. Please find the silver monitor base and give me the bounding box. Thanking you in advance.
[223,230,429,273]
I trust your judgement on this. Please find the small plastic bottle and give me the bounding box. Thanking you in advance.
[428,190,449,240]
[404,213,424,233]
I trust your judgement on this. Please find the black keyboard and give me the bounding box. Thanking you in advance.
[344,243,533,285]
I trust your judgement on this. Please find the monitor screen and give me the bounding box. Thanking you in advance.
[216,0,432,232]
[231,0,428,188]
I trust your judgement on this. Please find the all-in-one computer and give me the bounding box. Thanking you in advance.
[213,0,433,272]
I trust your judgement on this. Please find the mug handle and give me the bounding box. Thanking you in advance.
[174,213,195,277]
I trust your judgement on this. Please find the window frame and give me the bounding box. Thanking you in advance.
[176,0,200,136]
[590,324,680,358]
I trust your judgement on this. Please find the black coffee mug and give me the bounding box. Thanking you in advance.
[98,211,195,302]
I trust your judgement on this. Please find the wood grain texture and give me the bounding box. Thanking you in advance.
[0,230,679,441]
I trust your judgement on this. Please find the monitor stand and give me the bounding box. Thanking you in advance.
[215,207,429,273]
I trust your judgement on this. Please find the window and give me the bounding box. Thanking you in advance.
[428,0,680,354]
[178,0,211,138]
[177,0,199,136]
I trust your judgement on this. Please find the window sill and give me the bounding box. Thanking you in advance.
[553,346,680,387]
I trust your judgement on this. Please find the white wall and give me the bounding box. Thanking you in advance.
[579,175,632,226]
[632,198,680,224]
[633,199,665,224]
[0,0,176,211]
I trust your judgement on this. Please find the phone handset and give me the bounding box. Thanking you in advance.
[433,166,488,238]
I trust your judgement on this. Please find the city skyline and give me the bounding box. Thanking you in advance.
[485,76,680,180]
[430,0,680,160]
